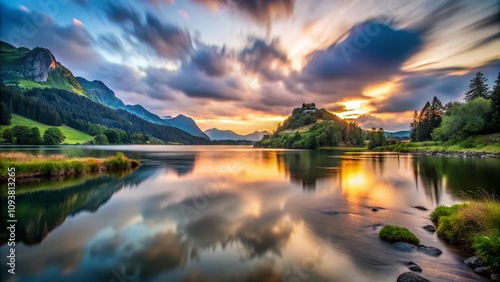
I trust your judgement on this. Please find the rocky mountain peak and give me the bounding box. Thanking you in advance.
[23,47,60,82]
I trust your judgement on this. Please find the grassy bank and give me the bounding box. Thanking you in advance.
[0,114,93,144]
[374,133,500,154]
[431,200,500,271]
[0,152,140,179]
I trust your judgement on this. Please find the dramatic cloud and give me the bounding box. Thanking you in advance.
[105,3,192,60]
[192,0,294,26]
[239,38,288,81]
[98,33,124,54]
[373,61,500,114]
[410,0,466,36]
[191,46,229,77]
[356,114,401,131]
[302,20,423,82]
[164,64,245,101]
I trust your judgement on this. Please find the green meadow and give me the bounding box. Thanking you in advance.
[0,114,93,144]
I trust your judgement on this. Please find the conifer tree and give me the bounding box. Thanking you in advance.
[464,72,489,101]
[489,72,500,131]
[410,110,419,141]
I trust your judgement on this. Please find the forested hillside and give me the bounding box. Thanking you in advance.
[254,103,365,149]
[0,84,209,145]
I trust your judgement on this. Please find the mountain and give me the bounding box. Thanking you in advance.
[166,115,209,139]
[0,40,208,139]
[75,77,208,139]
[123,104,166,124]
[0,41,88,98]
[75,77,125,109]
[254,104,365,149]
[119,104,209,139]
[385,130,410,138]
[204,128,270,141]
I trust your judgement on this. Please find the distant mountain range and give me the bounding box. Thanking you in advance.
[204,128,270,141]
[384,131,411,138]
[0,40,208,139]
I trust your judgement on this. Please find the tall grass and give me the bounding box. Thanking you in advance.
[0,152,140,179]
[431,195,500,271]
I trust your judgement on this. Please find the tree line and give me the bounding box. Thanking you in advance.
[367,128,389,150]
[2,126,65,145]
[410,72,500,142]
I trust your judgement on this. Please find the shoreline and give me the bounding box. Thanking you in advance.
[410,150,500,158]
[0,152,140,180]
[318,146,500,157]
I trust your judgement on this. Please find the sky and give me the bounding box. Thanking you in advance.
[1,0,499,133]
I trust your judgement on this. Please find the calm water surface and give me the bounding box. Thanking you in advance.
[1,145,500,282]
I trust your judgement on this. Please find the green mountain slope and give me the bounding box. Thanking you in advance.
[0,114,93,144]
[1,84,209,145]
[0,41,91,99]
[255,104,365,149]
[76,77,125,109]
[75,77,209,139]
[165,114,210,139]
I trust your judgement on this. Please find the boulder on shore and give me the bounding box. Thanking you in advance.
[464,256,485,269]
[474,267,490,276]
[397,272,431,282]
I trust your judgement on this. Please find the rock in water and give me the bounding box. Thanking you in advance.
[371,208,379,212]
[414,206,428,211]
[407,261,422,272]
[393,242,417,252]
[397,272,431,282]
[474,267,491,276]
[464,256,485,269]
[422,225,436,232]
[491,273,500,281]
[418,245,442,256]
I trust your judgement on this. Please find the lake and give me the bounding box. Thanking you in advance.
[1,145,500,282]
